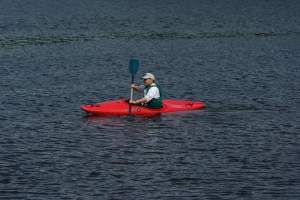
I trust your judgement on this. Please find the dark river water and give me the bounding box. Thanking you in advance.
[1,0,300,199]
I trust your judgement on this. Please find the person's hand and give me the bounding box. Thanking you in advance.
[130,84,136,89]
[129,99,136,104]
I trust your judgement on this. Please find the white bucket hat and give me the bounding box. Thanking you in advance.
[141,73,155,80]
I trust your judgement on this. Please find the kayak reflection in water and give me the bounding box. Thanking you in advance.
[129,73,163,109]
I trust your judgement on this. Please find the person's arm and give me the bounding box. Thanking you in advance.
[130,97,147,104]
[131,84,145,92]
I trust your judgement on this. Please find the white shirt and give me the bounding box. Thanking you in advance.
[138,84,160,103]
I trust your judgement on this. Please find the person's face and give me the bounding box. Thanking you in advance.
[143,78,153,86]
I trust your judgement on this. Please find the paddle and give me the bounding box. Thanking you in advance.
[128,58,139,114]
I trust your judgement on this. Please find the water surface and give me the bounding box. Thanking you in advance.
[1,0,300,199]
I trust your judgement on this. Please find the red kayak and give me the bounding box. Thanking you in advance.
[80,98,204,116]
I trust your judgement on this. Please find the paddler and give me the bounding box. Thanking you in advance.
[129,73,162,109]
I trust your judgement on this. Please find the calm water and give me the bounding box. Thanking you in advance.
[1,0,300,199]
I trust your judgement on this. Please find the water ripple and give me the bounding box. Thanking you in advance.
[2,31,300,48]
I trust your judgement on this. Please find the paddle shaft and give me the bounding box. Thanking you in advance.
[130,74,134,100]
[129,74,134,114]
[128,59,139,114]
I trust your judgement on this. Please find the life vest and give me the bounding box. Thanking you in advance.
[144,84,162,109]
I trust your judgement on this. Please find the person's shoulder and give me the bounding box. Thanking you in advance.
[150,84,160,91]
[153,84,161,89]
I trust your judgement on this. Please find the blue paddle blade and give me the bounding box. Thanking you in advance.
[128,59,139,75]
